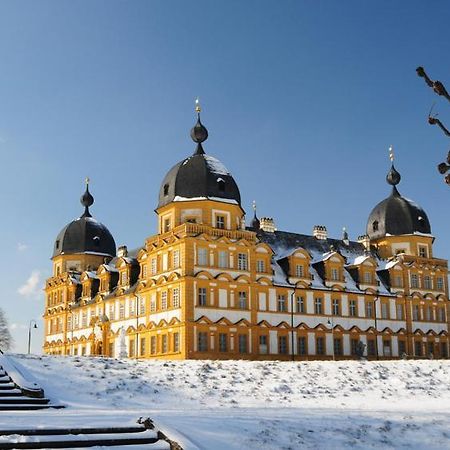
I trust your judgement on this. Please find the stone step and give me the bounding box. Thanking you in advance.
[0,389,25,396]
[0,376,12,383]
[0,429,171,449]
[0,396,50,405]
[0,383,16,389]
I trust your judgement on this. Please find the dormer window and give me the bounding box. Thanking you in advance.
[163,184,169,196]
[217,178,225,192]
[372,221,379,232]
[55,240,60,249]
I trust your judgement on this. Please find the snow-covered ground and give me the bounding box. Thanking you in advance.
[6,355,450,449]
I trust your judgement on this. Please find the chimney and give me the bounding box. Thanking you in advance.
[357,234,371,251]
[260,217,276,233]
[117,245,128,258]
[313,225,328,240]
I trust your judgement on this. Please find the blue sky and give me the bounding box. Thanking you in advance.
[1,1,449,353]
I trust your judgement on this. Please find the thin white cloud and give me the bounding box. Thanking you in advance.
[18,270,41,298]
[10,323,27,330]
[17,243,28,252]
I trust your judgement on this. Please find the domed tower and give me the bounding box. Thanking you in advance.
[51,179,116,276]
[367,149,433,259]
[156,101,244,233]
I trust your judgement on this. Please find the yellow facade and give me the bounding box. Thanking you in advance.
[43,114,449,361]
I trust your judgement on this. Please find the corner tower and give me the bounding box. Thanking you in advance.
[51,180,116,276]
[366,149,433,259]
[156,101,245,233]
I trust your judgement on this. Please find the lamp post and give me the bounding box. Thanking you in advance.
[27,320,38,354]
[327,318,335,361]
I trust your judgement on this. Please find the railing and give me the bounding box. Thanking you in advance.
[147,222,257,246]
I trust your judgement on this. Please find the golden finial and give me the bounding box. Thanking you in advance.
[195,97,201,113]
[389,145,394,162]
[85,176,90,186]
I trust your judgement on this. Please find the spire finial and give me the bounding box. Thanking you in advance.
[195,97,201,114]
[190,99,208,154]
[250,200,260,231]
[252,200,257,214]
[80,177,94,218]
[389,145,394,162]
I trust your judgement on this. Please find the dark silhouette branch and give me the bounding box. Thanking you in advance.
[428,115,450,137]
[417,67,450,102]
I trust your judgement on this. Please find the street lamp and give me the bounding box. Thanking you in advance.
[27,320,38,355]
[327,318,335,361]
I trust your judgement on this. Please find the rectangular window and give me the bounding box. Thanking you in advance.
[151,258,157,275]
[238,291,247,309]
[121,272,128,285]
[411,273,419,288]
[162,335,168,353]
[383,340,391,357]
[381,302,389,319]
[198,248,208,266]
[413,305,420,321]
[398,340,406,356]
[140,337,146,356]
[218,251,228,268]
[139,297,145,315]
[314,298,323,315]
[296,296,305,313]
[173,250,180,268]
[438,308,446,322]
[238,253,248,271]
[437,277,444,291]
[349,300,357,317]
[161,291,168,310]
[415,341,422,356]
[441,342,448,358]
[366,301,374,318]
[259,335,268,354]
[151,336,156,354]
[332,299,340,315]
[331,268,339,281]
[277,295,287,312]
[142,264,147,278]
[82,312,87,327]
[296,265,304,278]
[174,333,180,352]
[395,275,403,288]
[129,299,136,317]
[219,333,227,352]
[198,332,208,352]
[173,288,180,308]
[257,260,265,273]
[238,335,247,353]
[278,336,288,354]
[129,339,135,357]
[298,336,307,355]
[334,338,342,356]
[426,306,433,322]
[150,297,156,312]
[216,215,225,229]
[164,218,171,233]
[396,304,404,320]
[367,339,376,357]
[316,337,325,355]
[418,246,428,258]
[363,272,372,284]
[424,276,432,290]
[351,338,359,356]
[198,288,207,306]
[428,342,434,357]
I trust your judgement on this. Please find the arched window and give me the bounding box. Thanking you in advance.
[372,221,379,232]
[163,184,169,196]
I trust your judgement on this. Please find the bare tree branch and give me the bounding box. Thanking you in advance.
[428,116,450,137]
[417,67,450,102]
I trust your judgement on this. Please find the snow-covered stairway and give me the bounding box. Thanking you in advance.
[0,417,182,449]
[0,354,60,410]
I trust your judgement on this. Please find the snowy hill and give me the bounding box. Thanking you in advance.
[7,355,450,449]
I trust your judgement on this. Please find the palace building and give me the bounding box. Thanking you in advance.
[43,106,449,360]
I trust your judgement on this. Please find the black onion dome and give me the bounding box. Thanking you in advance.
[157,113,241,208]
[367,165,431,240]
[53,184,116,258]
